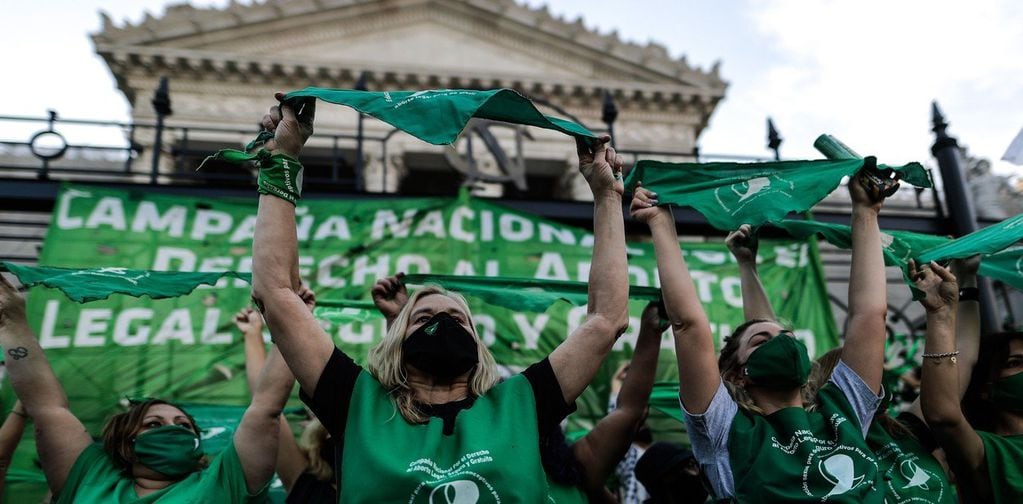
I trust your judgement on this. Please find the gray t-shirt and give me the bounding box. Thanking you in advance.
[682,361,881,500]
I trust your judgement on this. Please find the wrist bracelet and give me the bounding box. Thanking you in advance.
[922,350,959,363]
[959,287,979,302]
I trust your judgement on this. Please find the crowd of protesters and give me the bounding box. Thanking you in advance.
[0,92,1018,503]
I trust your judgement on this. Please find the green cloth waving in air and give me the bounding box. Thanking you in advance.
[0,262,251,303]
[623,158,932,231]
[403,273,661,312]
[282,87,598,145]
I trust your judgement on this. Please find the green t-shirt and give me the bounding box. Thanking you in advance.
[340,371,550,503]
[54,438,267,503]
[977,431,1023,503]
[866,420,954,503]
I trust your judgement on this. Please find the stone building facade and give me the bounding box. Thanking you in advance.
[91,0,727,199]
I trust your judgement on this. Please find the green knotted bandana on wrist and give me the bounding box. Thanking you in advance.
[200,148,304,205]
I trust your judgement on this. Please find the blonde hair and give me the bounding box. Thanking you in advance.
[298,419,333,482]
[366,285,501,424]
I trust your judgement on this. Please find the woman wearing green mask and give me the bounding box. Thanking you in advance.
[915,260,1023,503]
[250,94,629,501]
[630,168,895,502]
[0,274,295,502]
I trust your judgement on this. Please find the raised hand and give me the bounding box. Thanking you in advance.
[726,224,759,265]
[576,135,624,196]
[372,273,408,321]
[849,157,900,212]
[630,185,667,224]
[640,300,670,334]
[0,274,25,328]
[260,93,316,158]
[910,259,958,313]
[234,307,264,335]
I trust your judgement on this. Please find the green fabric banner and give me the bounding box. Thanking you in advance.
[623,158,932,231]
[918,213,1023,262]
[4,183,838,500]
[403,274,662,312]
[0,263,251,303]
[980,248,1023,291]
[281,88,597,145]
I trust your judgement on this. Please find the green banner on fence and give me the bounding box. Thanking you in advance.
[5,183,838,497]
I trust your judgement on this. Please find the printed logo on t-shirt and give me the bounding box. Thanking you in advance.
[874,441,946,503]
[406,450,499,503]
[770,426,878,500]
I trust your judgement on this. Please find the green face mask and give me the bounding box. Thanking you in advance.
[744,332,812,390]
[133,425,203,477]
[991,372,1023,412]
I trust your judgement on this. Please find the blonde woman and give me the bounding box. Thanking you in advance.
[631,169,894,503]
[250,94,629,501]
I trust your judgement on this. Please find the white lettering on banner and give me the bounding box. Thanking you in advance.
[690,271,718,302]
[197,257,233,289]
[353,255,389,285]
[449,207,475,242]
[576,261,590,282]
[55,188,91,229]
[229,215,257,243]
[85,197,127,230]
[295,207,315,241]
[627,265,650,287]
[453,260,476,276]
[318,255,349,288]
[413,210,447,239]
[693,250,728,265]
[132,202,187,237]
[338,321,376,345]
[153,247,196,271]
[313,216,351,241]
[39,300,71,348]
[721,277,743,308]
[499,214,533,242]
[113,308,153,346]
[612,316,642,352]
[479,210,494,242]
[474,315,496,347]
[152,309,195,345]
[201,309,232,344]
[74,309,111,347]
[234,257,253,288]
[298,256,314,282]
[534,252,569,280]
[371,209,417,240]
[396,254,431,274]
[539,223,575,245]
[190,210,233,240]
[512,313,549,350]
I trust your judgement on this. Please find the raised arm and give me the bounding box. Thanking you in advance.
[250,95,335,396]
[840,169,893,393]
[548,135,630,403]
[371,273,408,329]
[726,224,776,321]
[631,186,719,413]
[906,255,982,420]
[234,344,296,494]
[0,275,91,495]
[572,301,665,493]
[0,399,28,497]
[235,300,308,492]
[914,261,989,499]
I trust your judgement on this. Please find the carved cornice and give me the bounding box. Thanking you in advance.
[98,44,725,112]
[93,0,727,91]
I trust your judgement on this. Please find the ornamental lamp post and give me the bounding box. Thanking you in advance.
[355,71,368,192]
[150,76,172,183]
[767,117,782,161]
[602,90,619,148]
[930,100,999,333]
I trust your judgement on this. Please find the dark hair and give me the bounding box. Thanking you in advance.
[988,332,1023,380]
[718,319,774,379]
[100,399,203,476]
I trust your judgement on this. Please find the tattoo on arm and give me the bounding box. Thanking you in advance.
[7,347,28,360]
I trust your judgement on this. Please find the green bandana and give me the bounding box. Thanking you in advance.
[991,372,1023,412]
[979,248,1023,292]
[623,158,931,231]
[0,262,251,303]
[918,212,1023,262]
[133,425,203,477]
[648,381,685,423]
[744,333,812,389]
[281,87,597,145]
[313,299,383,325]
[200,149,304,205]
[402,273,661,312]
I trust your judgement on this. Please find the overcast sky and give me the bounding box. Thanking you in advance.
[3,0,1021,175]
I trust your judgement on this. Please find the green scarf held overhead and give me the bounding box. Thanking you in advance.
[980,247,1023,292]
[770,220,951,269]
[402,274,661,313]
[281,87,598,145]
[918,213,1023,262]
[313,299,384,325]
[623,158,932,231]
[0,262,251,303]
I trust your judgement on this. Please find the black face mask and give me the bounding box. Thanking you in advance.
[402,312,479,379]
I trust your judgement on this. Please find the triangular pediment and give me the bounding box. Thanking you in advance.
[94,0,727,92]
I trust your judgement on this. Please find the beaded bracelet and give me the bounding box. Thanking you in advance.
[922,350,959,363]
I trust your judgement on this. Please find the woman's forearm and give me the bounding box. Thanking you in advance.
[0,320,70,415]
[585,190,629,334]
[919,308,963,428]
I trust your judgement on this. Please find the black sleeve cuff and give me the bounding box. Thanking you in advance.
[522,358,576,436]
